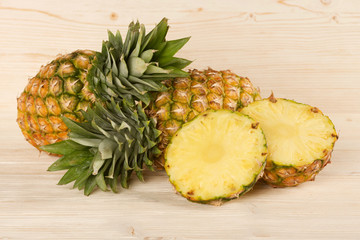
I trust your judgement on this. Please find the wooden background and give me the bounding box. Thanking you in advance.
[1,0,360,239]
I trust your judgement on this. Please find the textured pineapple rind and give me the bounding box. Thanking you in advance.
[17,50,96,150]
[164,110,268,205]
[241,98,338,188]
[263,137,336,188]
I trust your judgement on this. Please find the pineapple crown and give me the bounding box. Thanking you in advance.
[42,18,191,195]
[43,100,161,194]
[89,18,191,106]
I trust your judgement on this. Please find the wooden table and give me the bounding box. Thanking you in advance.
[1,0,359,239]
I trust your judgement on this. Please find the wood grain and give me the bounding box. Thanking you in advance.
[1,0,360,239]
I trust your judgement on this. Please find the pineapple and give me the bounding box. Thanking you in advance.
[18,18,194,195]
[165,110,267,205]
[17,18,191,153]
[40,67,261,195]
[150,68,261,167]
[17,50,96,150]
[241,95,338,187]
[19,64,261,166]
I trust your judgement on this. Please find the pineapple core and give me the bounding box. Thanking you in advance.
[165,110,267,202]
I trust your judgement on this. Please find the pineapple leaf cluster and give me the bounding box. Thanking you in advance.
[43,100,161,195]
[88,17,191,106]
[41,18,191,195]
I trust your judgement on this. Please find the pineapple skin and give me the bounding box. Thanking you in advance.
[241,97,338,188]
[17,50,96,150]
[150,68,261,167]
[164,110,267,205]
[263,150,333,187]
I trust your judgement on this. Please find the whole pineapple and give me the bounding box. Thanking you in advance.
[150,68,261,166]
[18,18,195,194]
[17,18,191,153]
[17,50,96,150]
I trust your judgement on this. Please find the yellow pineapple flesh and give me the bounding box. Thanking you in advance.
[150,68,261,167]
[17,50,96,150]
[165,110,267,205]
[241,96,338,187]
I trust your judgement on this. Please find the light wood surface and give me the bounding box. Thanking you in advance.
[1,0,360,239]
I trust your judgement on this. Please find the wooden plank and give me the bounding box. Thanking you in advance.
[0,0,359,239]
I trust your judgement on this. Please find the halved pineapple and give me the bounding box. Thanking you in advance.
[241,95,338,187]
[165,110,268,205]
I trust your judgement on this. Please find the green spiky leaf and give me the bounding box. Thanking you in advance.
[156,37,190,58]
[41,140,89,155]
[48,151,93,171]
[58,162,90,185]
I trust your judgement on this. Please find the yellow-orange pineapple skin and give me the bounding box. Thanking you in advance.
[150,68,261,167]
[17,50,96,151]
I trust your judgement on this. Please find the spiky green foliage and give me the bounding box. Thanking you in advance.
[43,99,161,195]
[89,18,191,106]
[41,18,191,195]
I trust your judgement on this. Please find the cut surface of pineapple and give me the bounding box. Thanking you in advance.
[165,110,267,204]
[241,97,338,187]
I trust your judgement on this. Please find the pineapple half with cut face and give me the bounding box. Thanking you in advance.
[17,50,96,150]
[241,95,338,187]
[165,110,268,205]
[150,68,261,167]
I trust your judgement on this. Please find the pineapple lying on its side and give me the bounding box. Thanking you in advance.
[19,18,195,194]
[17,18,191,154]
[18,62,261,167]
[241,95,338,187]
[165,110,268,205]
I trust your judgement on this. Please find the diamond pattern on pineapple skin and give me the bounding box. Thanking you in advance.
[46,97,62,115]
[17,50,96,151]
[38,80,49,98]
[39,63,58,79]
[57,62,76,78]
[26,95,36,115]
[191,95,208,112]
[49,77,63,96]
[49,116,67,132]
[17,92,27,112]
[35,98,48,117]
[172,89,190,104]
[73,54,91,69]
[29,78,41,96]
[37,117,53,133]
